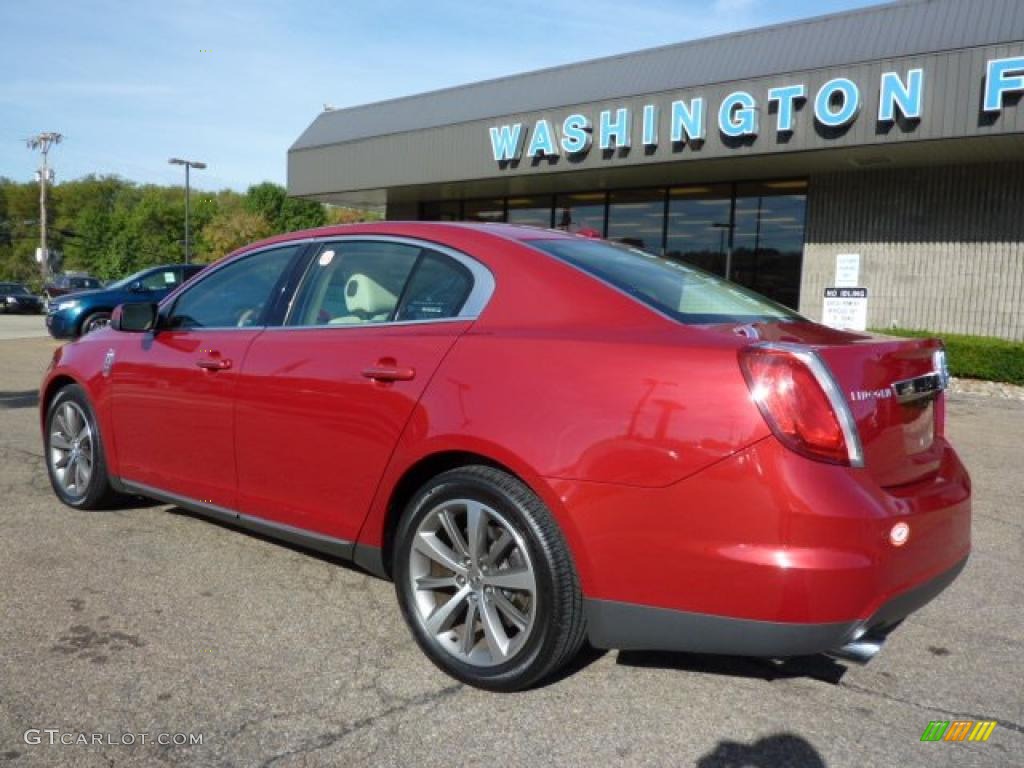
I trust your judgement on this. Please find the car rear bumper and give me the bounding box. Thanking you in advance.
[585,555,967,657]
[549,431,971,627]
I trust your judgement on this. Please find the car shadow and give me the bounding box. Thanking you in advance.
[697,732,828,767]
[165,506,375,578]
[616,649,848,685]
[0,389,39,410]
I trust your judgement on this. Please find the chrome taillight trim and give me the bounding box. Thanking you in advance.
[749,342,865,468]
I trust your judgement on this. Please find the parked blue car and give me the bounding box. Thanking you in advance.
[46,264,204,338]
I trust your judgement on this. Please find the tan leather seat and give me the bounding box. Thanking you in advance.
[328,273,397,324]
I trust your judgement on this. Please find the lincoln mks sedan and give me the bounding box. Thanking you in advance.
[40,222,971,691]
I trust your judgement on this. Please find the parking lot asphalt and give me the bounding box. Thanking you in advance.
[0,326,1021,768]
[0,314,49,341]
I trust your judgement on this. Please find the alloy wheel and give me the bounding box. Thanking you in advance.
[49,401,94,498]
[407,498,537,667]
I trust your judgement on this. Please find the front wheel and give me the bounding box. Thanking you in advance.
[45,384,117,509]
[81,312,111,335]
[394,466,586,691]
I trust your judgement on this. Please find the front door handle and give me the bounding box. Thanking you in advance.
[196,358,232,371]
[361,364,415,382]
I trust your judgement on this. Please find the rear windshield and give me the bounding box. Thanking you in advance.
[531,238,799,324]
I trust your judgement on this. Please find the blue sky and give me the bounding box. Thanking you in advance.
[1,0,884,192]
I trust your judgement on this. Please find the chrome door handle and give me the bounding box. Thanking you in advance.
[196,358,232,371]
[361,365,415,382]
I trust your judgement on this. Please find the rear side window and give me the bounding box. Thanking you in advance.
[394,252,472,322]
[288,241,420,326]
[288,241,474,326]
[531,238,798,324]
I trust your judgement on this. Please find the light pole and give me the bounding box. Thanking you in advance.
[168,157,206,263]
[27,132,63,281]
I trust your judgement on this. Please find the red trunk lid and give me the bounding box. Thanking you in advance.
[731,322,946,487]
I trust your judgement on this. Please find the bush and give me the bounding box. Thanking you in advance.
[873,328,1024,385]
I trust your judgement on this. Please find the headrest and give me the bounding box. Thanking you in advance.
[345,273,397,316]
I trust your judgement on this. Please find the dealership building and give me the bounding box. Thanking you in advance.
[288,0,1024,340]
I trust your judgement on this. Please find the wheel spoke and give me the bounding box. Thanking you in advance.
[415,574,458,591]
[425,586,471,635]
[493,591,528,631]
[466,500,489,565]
[74,457,89,490]
[55,452,71,470]
[483,567,534,593]
[55,410,72,439]
[485,530,515,566]
[50,433,72,451]
[438,509,469,559]
[461,599,479,656]
[479,595,511,661]
[413,532,466,574]
[65,405,83,437]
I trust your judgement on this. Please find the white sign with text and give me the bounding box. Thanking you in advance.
[822,287,868,331]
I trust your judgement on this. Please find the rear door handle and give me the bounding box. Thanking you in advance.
[361,365,415,382]
[196,358,232,371]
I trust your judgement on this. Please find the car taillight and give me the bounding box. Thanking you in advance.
[739,346,859,466]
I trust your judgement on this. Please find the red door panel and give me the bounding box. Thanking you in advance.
[234,322,470,541]
[110,329,262,508]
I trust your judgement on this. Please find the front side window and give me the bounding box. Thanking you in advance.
[167,245,300,329]
[288,241,474,327]
[531,238,798,324]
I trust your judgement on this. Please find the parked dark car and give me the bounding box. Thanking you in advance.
[46,264,204,338]
[44,274,103,299]
[0,282,45,314]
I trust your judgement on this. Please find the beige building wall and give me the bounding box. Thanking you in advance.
[800,163,1024,340]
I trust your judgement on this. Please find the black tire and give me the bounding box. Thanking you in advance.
[44,384,118,509]
[80,311,111,335]
[394,465,586,691]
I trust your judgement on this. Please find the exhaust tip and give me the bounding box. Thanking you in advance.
[826,625,894,665]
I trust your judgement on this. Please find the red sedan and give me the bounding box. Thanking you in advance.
[40,222,970,691]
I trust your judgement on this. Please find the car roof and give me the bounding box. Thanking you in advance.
[230,221,576,257]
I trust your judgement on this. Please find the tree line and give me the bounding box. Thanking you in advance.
[0,176,379,287]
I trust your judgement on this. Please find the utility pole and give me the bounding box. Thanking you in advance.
[26,132,63,282]
[168,158,206,264]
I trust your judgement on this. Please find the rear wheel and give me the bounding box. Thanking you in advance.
[394,465,586,691]
[81,312,111,335]
[45,384,117,509]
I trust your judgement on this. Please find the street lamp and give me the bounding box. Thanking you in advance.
[168,157,207,264]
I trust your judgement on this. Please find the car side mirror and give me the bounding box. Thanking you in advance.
[111,302,158,333]
[129,280,145,293]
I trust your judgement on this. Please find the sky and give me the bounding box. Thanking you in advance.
[0,0,886,192]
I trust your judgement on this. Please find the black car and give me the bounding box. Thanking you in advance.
[0,283,46,314]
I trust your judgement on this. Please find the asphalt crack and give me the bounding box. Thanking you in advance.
[257,683,463,768]
[839,680,1024,736]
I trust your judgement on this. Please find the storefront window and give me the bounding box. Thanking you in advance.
[730,181,807,308]
[463,198,506,222]
[555,193,606,235]
[420,201,461,221]
[606,190,665,252]
[665,185,733,277]
[507,197,553,228]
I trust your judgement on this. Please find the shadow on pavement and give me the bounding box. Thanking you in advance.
[697,732,827,767]
[616,650,847,685]
[0,389,40,409]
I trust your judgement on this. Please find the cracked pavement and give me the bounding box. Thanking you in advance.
[0,332,1021,767]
